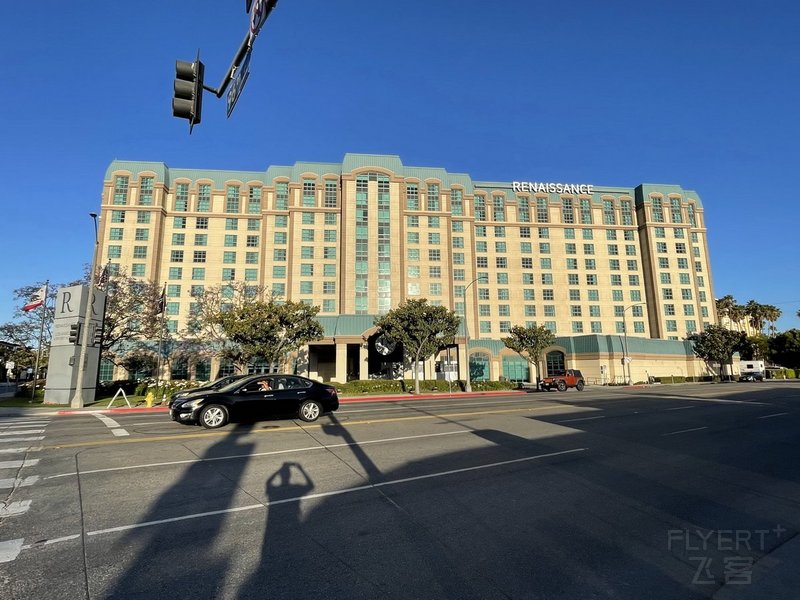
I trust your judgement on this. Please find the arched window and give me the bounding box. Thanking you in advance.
[546,351,565,376]
[470,352,491,381]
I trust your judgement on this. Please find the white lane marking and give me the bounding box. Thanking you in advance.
[758,412,789,419]
[0,447,43,455]
[0,459,39,469]
[0,500,32,517]
[662,426,708,436]
[557,416,606,423]
[93,413,129,437]
[46,430,475,479]
[685,398,769,406]
[87,447,588,537]
[340,398,531,413]
[0,539,25,563]
[664,406,697,411]
[0,420,50,425]
[0,476,40,489]
[21,534,80,550]
[0,437,44,443]
[0,430,45,437]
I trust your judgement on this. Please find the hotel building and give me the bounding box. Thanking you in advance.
[99,153,716,384]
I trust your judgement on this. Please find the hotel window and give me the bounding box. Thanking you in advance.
[223,251,236,264]
[244,269,257,281]
[524,289,535,301]
[222,268,235,281]
[564,228,575,239]
[520,242,532,253]
[536,198,549,223]
[569,289,581,301]
[570,306,582,317]
[133,246,147,259]
[301,212,315,224]
[429,283,442,296]
[169,267,182,280]
[663,288,674,300]
[134,228,149,241]
[224,185,239,213]
[428,249,441,261]
[565,243,576,255]
[654,227,665,238]
[521,257,533,269]
[301,229,314,242]
[624,230,635,241]
[578,199,592,224]
[271,266,285,279]
[670,198,683,223]
[664,304,676,316]
[496,257,507,269]
[113,176,129,205]
[111,210,125,223]
[452,236,464,248]
[674,227,685,239]
[405,183,419,210]
[522,273,535,284]
[429,266,441,278]
[684,304,695,316]
[679,273,691,285]
[479,322,492,334]
[494,241,506,253]
[108,245,122,259]
[407,232,419,245]
[586,274,597,285]
[478,288,490,300]
[674,257,687,269]
[302,179,316,207]
[525,305,536,316]
[136,211,150,224]
[492,196,505,221]
[612,289,623,301]
[173,216,186,229]
[585,259,596,270]
[138,176,153,206]
[479,305,491,317]
[517,197,531,222]
[274,232,287,244]
[323,282,336,295]
[611,274,622,286]
[407,216,419,228]
[171,233,184,245]
[131,264,145,277]
[323,264,336,277]
[686,320,697,333]
[602,200,616,225]
[274,182,288,210]
[174,183,189,211]
[453,252,465,265]
[568,274,579,285]
[562,198,575,224]
[666,320,677,332]
[633,322,645,333]
[656,242,667,253]
[428,216,440,228]
[540,258,552,269]
[324,213,337,226]
[426,184,440,211]
[625,244,637,256]
[274,249,287,261]
[660,272,672,285]
[497,273,509,284]
[324,181,338,208]
[224,235,237,247]
[451,221,464,233]
[580,229,592,241]
[197,184,211,212]
[658,257,670,269]
[588,289,599,301]
[474,195,486,221]
[300,264,314,276]
[627,260,638,271]
[428,233,440,245]
[676,243,687,254]
[408,248,420,261]
[687,203,697,227]
[566,258,578,270]
[323,247,336,259]
[605,230,617,241]
[651,197,664,222]
[583,243,595,254]
[608,244,619,255]
[246,219,259,231]
[451,188,463,216]
[497,289,510,300]
[544,304,556,315]
[476,257,488,268]
[196,217,208,230]
[192,268,206,281]
[621,199,633,225]
[224,218,238,230]
[193,251,206,263]
[324,230,336,242]
[543,290,555,301]
[681,288,693,300]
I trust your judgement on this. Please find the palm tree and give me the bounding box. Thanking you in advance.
[715,295,736,327]
[728,303,747,332]
[763,305,782,337]
[745,300,767,334]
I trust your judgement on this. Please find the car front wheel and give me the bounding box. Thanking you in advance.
[200,404,229,429]
[298,400,322,422]
[556,380,567,392]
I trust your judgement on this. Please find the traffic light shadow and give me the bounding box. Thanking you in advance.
[100,423,256,598]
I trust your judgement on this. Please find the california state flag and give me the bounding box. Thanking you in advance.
[23,285,47,312]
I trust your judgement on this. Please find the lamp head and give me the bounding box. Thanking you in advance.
[89,212,98,219]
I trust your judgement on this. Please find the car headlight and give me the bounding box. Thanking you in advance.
[180,398,206,410]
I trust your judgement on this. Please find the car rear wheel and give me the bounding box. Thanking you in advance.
[576,381,585,391]
[200,404,229,429]
[556,380,567,392]
[298,399,322,422]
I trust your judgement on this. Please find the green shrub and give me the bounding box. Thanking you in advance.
[336,380,405,395]
[468,380,517,392]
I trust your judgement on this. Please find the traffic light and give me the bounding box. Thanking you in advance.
[172,59,204,131]
[69,323,81,344]
[93,326,103,347]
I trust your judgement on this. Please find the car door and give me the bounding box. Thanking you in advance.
[232,378,276,421]
[270,376,309,416]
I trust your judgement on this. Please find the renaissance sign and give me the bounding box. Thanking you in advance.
[512,181,594,194]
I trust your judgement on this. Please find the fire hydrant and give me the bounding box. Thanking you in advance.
[145,390,155,407]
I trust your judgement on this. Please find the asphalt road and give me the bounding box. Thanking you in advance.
[1,382,799,599]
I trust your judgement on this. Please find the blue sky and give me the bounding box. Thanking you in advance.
[1,0,798,330]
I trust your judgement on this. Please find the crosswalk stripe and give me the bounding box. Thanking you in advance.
[0,476,40,489]
[0,539,24,563]
[0,447,42,455]
[0,437,45,443]
[0,430,45,437]
[0,501,31,517]
[0,459,39,469]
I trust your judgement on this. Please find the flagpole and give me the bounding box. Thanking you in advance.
[30,281,49,402]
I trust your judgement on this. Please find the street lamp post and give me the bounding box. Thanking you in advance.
[70,213,99,409]
[622,302,645,386]
[462,277,481,393]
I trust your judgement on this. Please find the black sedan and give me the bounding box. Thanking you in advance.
[169,374,339,428]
